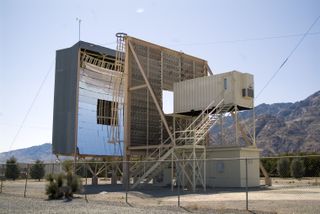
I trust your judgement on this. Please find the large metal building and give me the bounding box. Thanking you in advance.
[52,34,262,190]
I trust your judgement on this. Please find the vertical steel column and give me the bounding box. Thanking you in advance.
[253,107,256,146]
[204,146,206,192]
[171,116,176,191]
[192,126,196,192]
[220,114,223,144]
[176,160,181,207]
[84,163,88,202]
[192,61,195,78]
[160,51,164,145]
[146,47,150,154]
[0,178,3,193]
[235,105,238,145]
[123,36,131,189]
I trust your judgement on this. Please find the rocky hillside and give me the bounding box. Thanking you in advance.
[255,91,320,156]
[210,91,320,156]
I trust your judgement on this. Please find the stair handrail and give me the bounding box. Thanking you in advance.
[182,89,226,134]
[193,104,233,145]
[193,101,223,131]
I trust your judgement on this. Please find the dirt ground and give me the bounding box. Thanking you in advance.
[0,178,319,213]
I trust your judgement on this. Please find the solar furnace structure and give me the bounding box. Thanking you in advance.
[52,34,260,190]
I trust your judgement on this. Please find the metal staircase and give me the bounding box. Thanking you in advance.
[175,99,233,146]
[130,98,233,189]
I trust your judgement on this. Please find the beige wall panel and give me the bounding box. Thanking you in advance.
[174,71,254,114]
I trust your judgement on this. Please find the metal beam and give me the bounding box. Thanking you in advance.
[128,40,174,143]
[129,84,147,91]
[206,64,213,75]
[128,144,172,150]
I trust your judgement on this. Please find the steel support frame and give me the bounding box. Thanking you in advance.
[127,40,174,143]
[124,36,209,191]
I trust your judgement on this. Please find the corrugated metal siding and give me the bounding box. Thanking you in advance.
[174,71,253,113]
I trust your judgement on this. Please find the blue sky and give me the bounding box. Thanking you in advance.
[0,0,319,153]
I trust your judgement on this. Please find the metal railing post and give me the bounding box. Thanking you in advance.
[245,158,248,211]
[85,162,88,202]
[125,160,128,204]
[177,160,180,207]
[0,164,3,193]
[24,164,29,198]
[0,177,3,193]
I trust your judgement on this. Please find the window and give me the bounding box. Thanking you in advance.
[223,78,227,90]
[242,88,246,97]
[247,88,254,98]
[242,88,254,98]
[97,99,118,125]
[162,90,174,114]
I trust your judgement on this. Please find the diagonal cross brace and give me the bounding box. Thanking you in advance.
[128,40,174,143]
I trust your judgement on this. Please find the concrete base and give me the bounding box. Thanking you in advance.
[206,146,260,188]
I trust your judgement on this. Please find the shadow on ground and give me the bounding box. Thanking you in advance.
[82,184,272,198]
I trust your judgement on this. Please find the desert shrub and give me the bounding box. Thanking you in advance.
[277,158,290,178]
[260,158,278,176]
[303,155,320,177]
[62,160,73,173]
[45,173,63,199]
[45,172,82,200]
[290,158,305,179]
[5,156,20,180]
[66,172,81,196]
[30,160,45,181]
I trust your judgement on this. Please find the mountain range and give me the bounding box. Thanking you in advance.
[0,91,319,163]
[255,90,320,156]
[210,90,320,156]
[0,143,56,163]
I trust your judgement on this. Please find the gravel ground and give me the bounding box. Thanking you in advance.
[0,179,320,213]
[0,193,276,214]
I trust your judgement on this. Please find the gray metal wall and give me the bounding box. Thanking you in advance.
[52,41,116,156]
[52,45,78,155]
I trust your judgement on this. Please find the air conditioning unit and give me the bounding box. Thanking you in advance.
[242,88,254,98]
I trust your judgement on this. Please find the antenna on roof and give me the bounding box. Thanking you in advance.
[76,17,82,41]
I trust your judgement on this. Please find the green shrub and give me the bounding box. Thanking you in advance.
[303,155,320,177]
[30,160,45,181]
[45,172,82,200]
[46,173,65,199]
[5,156,20,180]
[290,158,305,179]
[260,158,278,176]
[62,160,73,173]
[277,158,290,178]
